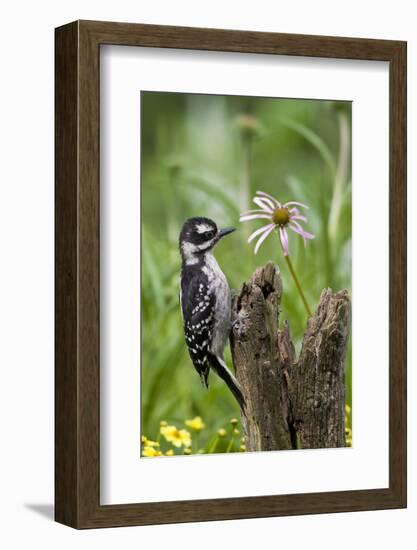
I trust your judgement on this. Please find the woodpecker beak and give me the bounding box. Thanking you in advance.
[217,227,236,240]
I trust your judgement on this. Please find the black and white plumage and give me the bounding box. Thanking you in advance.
[179,217,245,409]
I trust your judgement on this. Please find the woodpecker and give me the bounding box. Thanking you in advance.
[179,217,245,409]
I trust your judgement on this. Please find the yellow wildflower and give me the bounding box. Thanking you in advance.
[141,435,159,447]
[230,418,238,426]
[240,445,246,452]
[165,449,174,456]
[185,416,205,431]
[345,404,351,415]
[233,429,240,436]
[345,427,352,447]
[184,448,192,455]
[160,420,168,427]
[160,425,191,448]
[142,446,162,457]
[217,428,226,437]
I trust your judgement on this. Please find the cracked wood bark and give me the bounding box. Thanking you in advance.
[230,262,350,451]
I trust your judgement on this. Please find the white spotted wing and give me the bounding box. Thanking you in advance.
[180,272,215,387]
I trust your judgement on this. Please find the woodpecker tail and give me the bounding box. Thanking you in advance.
[208,352,245,410]
[199,368,209,389]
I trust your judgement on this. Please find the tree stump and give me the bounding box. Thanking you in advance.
[230,262,350,451]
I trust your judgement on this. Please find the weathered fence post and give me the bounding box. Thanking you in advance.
[230,262,350,451]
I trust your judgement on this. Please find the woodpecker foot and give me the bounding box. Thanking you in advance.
[232,312,250,336]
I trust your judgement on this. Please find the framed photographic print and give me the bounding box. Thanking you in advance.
[55,20,406,528]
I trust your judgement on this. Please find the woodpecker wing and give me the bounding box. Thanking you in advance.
[180,270,215,387]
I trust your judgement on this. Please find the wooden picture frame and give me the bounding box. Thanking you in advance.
[55,20,407,528]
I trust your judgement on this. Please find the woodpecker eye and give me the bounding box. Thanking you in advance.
[205,230,215,240]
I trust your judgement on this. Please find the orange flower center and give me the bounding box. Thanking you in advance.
[272,207,290,226]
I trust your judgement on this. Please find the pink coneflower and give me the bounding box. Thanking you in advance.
[239,190,314,256]
[239,190,315,317]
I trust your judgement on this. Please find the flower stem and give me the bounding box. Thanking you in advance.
[241,138,251,211]
[208,436,219,454]
[283,254,312,317]
[226,436,235,453]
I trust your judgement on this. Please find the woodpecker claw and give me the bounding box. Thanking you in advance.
[232,312,250,334]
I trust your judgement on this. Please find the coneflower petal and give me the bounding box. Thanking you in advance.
[254,225,275,254]
[289,221,315,243]
[239,214,272,222]
[290,219,314,236]
[279,227,289,256]
[248,223,275,243]
[290,214,307,223]
[253,196,274,212]
[284,201,309,210]
[240,209,269,216]
[289,224,306,245]
[256,190,281,207]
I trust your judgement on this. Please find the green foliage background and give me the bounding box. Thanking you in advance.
[141,91,352,450]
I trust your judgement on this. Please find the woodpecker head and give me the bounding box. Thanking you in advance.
[179,217,236,264]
